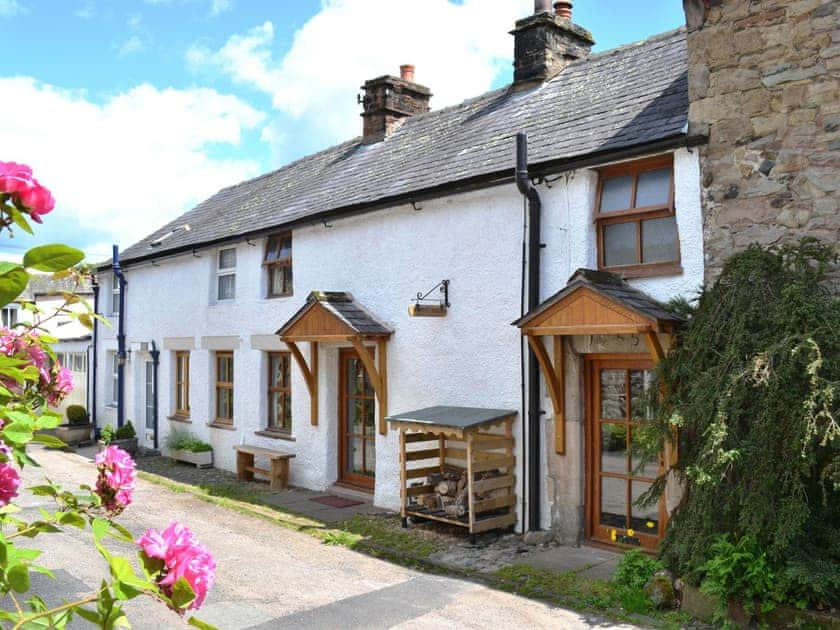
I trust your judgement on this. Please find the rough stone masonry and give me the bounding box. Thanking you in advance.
[684,0,839,281]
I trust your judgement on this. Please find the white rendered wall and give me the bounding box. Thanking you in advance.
[94,148,703,536]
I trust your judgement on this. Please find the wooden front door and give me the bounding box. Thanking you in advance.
[585,356,665,550]
[338,348,376,489]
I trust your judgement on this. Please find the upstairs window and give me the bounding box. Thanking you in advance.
[596,155,680,277]
[264,233,293,298]
[1,306,18,328]
[217,248,236,300]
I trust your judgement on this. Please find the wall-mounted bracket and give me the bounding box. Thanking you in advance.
[409,279,449,317]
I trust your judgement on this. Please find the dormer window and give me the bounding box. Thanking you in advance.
[596,155,681,278]
[217,248,236,300]
[264,233,292,298]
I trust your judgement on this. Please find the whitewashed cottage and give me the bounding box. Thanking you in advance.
[94,1,706,547]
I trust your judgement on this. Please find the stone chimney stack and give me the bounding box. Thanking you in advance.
[360,65,432,144]
[511,0,595,87]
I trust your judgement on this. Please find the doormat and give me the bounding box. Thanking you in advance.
[310,495,364,508]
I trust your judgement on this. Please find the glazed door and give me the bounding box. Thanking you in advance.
[586,357,664,550]
[338,348,376,489]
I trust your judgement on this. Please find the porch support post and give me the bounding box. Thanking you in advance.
[377,338,388,436]
[553,335,565,455]
[526,334,565,453]
[286,340,319,426]
[644,330,665,363]
[349,337,387,435]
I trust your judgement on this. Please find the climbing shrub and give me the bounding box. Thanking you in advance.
[636,239,839,609]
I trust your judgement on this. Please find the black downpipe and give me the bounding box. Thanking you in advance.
[112,245,127,429]
[150,341,160,450]
[90,277,99,434]
[516,132,542,532]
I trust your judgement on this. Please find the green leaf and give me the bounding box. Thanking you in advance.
[0,263,29,308]
[92,518,110,542]
[31,433,67,449]
[5,204,34,235]
[22,244,85,272]
[75,607,102,625]
[8,564,30,593]
[171,577,196,610]
[2,421,33,445]
[188,617,220,630]
[35,413,61,430]
[57,511,86,529]
[108,521,134,543]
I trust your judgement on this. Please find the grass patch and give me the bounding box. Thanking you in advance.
[198,482,261,504]
[338,514,445,559]
[491,564,693,630]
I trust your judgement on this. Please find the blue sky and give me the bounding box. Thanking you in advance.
[1,0,685,262]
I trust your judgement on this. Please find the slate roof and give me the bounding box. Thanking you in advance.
[386,406,518,430]
[19,275,94,301]
[276,291,393,338]
[513,268,685,328]
[120,27,689,264]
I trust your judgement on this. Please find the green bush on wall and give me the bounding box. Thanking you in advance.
[115,421,136,440]
[65,404,89,425]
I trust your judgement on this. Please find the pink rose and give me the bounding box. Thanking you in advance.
[0,162,33,194]
[46,366,73,407]
[137,521,216,611]
[0,160,55,222]
[0,463,21,506]
[94,445,136,513]
[18,184,55,220]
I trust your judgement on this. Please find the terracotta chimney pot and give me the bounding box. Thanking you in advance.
[554,0,573,19]
[400,64,415,82]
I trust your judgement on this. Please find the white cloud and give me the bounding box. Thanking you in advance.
[209,0,231,17]
[118,35,145,57]
[0,77,265,250]
[0,0,25,17]
[190,0,531,146]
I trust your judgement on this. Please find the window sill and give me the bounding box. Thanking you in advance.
[264,294,294,300]
[168,415,191,424]
[254,430,296,442]
[601,263,683,279]
[105,403,118,409]
[208,422,235,431]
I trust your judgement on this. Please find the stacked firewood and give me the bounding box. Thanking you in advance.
[416,466,503,518]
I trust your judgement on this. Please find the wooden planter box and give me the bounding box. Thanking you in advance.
[169,449,213,468]
[388,406,518,543]
[98,438,138,456]
[55,423,93,446]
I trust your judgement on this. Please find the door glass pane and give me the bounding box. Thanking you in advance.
[630,429,659,479]
[630,370,654,420]
[631,480,659,532]
[603,221,637,267]
[145,363,154,429]
[600,175,633,212]
[600,477,627,528]
[364,399,375,434]
[599,369,626,419]
[347,437,364,474]
[601,424,627,474]
[364,439,376,476]
[641,216,678,263]
[635,168,670,207]
[348,398,363,434]
[363,368,374,397]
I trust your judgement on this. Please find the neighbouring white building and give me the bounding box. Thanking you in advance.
[94,3,705,547]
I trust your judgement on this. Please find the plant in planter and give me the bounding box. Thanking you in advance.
[167,429,213,468]
[98,420,138,455]
[55,404,93,446]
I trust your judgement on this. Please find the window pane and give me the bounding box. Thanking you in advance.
[279,236,292,260]
[269,266,291,296]
[636,168,671,207]
[600,175,633,213]
[601,423,627,474]
[264,237,279,262]
[641,216,679,263]
[599,369,626,419]
[218,248,236,269]
[600,477,627,528]
[218,273,235,299]
[631,481,659,532]
[603,221,637,267]
[630,429,659,479]
[218,355,233,382]
[217,388,233,420]
[630,370,655,420]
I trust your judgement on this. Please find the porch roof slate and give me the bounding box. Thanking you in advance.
[386,406,517,430]
[118,27,689,264]
[276,291,392,338]
[513,268,684,329]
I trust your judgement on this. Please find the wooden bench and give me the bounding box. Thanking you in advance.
[233,445,296,490]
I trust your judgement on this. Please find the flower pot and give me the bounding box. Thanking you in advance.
[169,449,213,468]
[55,423,93,447]
[98,438,138,456]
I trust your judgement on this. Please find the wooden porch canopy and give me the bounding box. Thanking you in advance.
[276,291,393,434]
[513,269,683,454]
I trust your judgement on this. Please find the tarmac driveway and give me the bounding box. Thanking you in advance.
[5,447,638,629]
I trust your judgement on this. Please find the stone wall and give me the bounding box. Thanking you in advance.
[685,0,839,280]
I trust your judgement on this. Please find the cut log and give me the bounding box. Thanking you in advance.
[436,480,458,496]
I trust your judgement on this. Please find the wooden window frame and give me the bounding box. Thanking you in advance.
[110,352,119,406]
[266,352,292,433]
[263,233,293,298]
[214,351,234,425]
[216,248,236,301]
[111,274,121,315]
[1,306,18,328]
[595,154,681,278]
[174,351,190,418]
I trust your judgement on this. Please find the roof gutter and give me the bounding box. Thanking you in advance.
[107,133,704,270]
[516,132,543,533]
